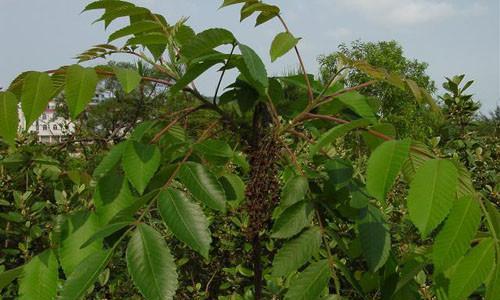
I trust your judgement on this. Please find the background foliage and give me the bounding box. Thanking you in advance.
[0,1,498,299]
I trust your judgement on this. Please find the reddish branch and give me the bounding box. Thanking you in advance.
[301,112,435,158]
[314,80,377,108]
[302,113,392,141]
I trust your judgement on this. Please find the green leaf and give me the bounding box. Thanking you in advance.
[238,43,268,89]
[21,72,54,127]
[324,158,353,193]
[279,74,322,94]
[0,91,19,145]
[484,200,500,238]
[193,140,234,158]
[337,91,376,123]
[280,175,309,208]
[256,11,276,26]
[272,201,314,239]
[0,266,23,291]
[405,79,422,103]
[127,224,178,300]
[357,204,391,272]
[407,159,458,237]
[220,0,248,8]
[454,162,475,199]
[240,3,279,21]
[108,20,161,42]
[177,162,226,212]
[126,33,168,46]
[486,263,500,300]
[59,211,102,276]
[270,32,300,62]
[284,260,330,300]
[361,123,396,151]
[113,67,142,93]
[272,227,322,277]
[94,173,135,224]
[92,141,128,180]
[401,142,435,182]
[96,6,149,29]
[433,195,481,273]
[80,221,132,249]
[122,141,161,195]
[448,238,496,300]
[82,0,134,12]
[109,190,160,224]
[65,65,98,119]
[219,174,245,204]
[170,59,223,94]
[60,249,113,300]
[18,250,58,300]
[366,139,411,202]
[158,189,212,259]
[310,119,372,156]
[181,28,236,60]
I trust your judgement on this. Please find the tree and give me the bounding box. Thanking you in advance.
[0,1,498,300]
[319,40,438,140]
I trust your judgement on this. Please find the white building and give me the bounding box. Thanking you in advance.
[18,93,106,143]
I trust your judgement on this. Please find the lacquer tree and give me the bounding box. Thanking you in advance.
[0,1,498,299]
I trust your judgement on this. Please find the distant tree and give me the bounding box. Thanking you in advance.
[318,40,438,139]
[478,104,500,137]
[54,61,169,143]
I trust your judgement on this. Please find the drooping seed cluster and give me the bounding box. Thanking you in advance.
[244,134,282,240]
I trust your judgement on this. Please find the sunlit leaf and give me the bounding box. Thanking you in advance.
[181,28,236,60]
[65,65,98,119]
[122,141,161,195]
[127,224,178,300]
[92,141,128,180]
[158,189,212,258]
[177,162,226,212]
[433,195,481,273]
[94,173,136,224]
[60,249,114,300]
[270,32,300,62]
[18,250,58,300]
[0,91,19,145]
[448,238,495,300]
[59,212,103,276]
[21,72,54,128]
[108,20,161,42]
[366,139,411,202]
[407,159,458,237]
[272,227,321,277]
[113,67,142,93]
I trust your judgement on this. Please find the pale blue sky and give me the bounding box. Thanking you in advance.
[0,0,498,112]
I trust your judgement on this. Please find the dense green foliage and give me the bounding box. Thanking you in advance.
[0,1,498,299]
[319,40,438,140]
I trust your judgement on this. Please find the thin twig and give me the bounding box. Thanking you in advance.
[149,105,204,144]
[213,43,236,105]
[315,209,341,295]
[277,15,314,104]
[281,141,304,175]
[314,80,377,108]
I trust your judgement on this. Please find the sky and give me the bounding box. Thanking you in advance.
[0,0,499,113]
